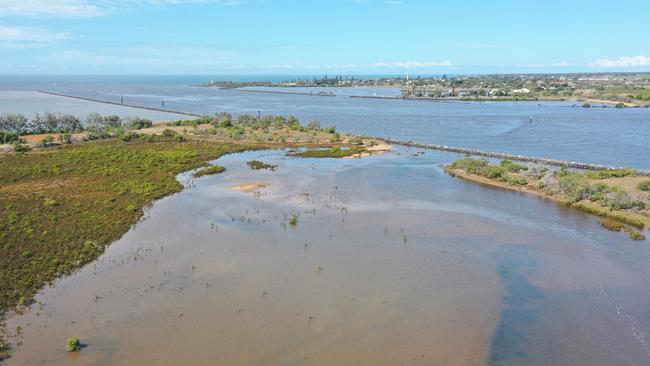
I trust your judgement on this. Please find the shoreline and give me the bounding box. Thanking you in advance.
[444,166,649,236]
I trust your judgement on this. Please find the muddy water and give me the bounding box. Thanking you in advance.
[5,148,650,365]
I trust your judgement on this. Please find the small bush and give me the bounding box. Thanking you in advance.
[12,142,31,152]
[306,120,321,130]
[120,131,140,142]
[18,296,34,307]
[66,337,82,352]
[40,135,54,147]
[601,219,623,231]
[628,230,646,241]
[43,198,59,207]
[500,160,527,173]
[162,129,177,138]
[559,174,591,202]
[289,214,298,226]
[0,131,21,144]
[128,118,153,130]
[637,180,650,192]
[348,136,364,145]
[59,133,72,144]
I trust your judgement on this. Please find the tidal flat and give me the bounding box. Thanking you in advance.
[4,148,650,365]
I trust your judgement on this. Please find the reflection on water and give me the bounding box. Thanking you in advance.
[4,148,650,365]
[489,245,544,366]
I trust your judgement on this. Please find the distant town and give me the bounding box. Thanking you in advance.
[203,73,650,107]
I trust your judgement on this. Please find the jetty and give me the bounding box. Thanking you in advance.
[380,138,650,176]
[350,95,472,104]
[37,91,202,117]
[230,89,336,97]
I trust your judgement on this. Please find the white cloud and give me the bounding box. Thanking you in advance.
[0,24,69,42]
[373,60,452,69]
[553,61,570,67]
[0,1,107,18]
[589,56,650,68]
[0,0,241,18]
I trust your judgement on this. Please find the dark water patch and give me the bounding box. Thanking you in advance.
[489,244,545,366]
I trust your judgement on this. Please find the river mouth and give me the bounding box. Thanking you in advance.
[4,147,650,365]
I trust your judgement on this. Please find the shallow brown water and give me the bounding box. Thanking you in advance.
[4,148,650,365]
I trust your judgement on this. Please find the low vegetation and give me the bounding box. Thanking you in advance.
[66,337,81,352]
[638,180,650,192]
[0,139,253,331]
[451,158,528,186]
[288,146,367,158]
[193,165,226,177]
[448,158,649,240]
[289,214,298,226]
[247,160,277,171]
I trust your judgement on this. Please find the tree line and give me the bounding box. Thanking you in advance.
[0,113,153,143]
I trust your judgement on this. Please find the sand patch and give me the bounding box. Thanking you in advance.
[344,140,392,159]
[231,182,271,192]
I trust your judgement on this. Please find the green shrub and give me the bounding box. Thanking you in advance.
[559,174,591,202]
[601,218,623,231]
[306,120,321,130]
[484,165,507,179]
[637,180,650,192]
[59,133,72,144]
[603,188,645,210]
[451,158,488,174]
[628,230,646,241]
[40,135,54,148]
[17,296,33,306]
[584,168,636,179]
[128,118,153,130]
[66,337,81,352]
[504,174,528,186]
[43,198,59,207]
[0,131,20,144]
[348,136,364,145]
[500,160,527,172]
[162,129,177,138]
[289,214,298,226]
[12,142,31,152]
[247,160,277,171]
[120,131,140,142]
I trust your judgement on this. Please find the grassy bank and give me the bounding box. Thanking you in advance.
[288,146,368,158]
[446,158,649,240]
[0,139,255,328]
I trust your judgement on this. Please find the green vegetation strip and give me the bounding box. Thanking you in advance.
[288,146,367,158]
[246,160,277,171]
[0,139,254,325]
[193,165,226,177]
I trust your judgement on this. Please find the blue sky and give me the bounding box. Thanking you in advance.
[1,0,649,75]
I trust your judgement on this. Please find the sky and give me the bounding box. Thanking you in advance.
[0,0,649,75]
